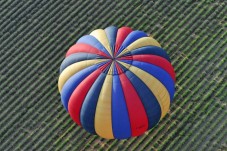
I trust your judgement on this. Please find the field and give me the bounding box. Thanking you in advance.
[0,0,226,150]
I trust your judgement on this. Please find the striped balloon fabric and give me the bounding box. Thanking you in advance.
[58,26,176,139]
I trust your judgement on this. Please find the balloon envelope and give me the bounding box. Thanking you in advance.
[58,26,176,139]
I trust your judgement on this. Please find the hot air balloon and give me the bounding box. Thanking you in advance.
[58,26,176,139]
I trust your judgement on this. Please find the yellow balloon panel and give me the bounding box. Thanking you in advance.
[95,72,114,139]
[118,37,161,56]
[90,29,112,57]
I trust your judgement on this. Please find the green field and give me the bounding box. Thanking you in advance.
[0,0,226,150]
